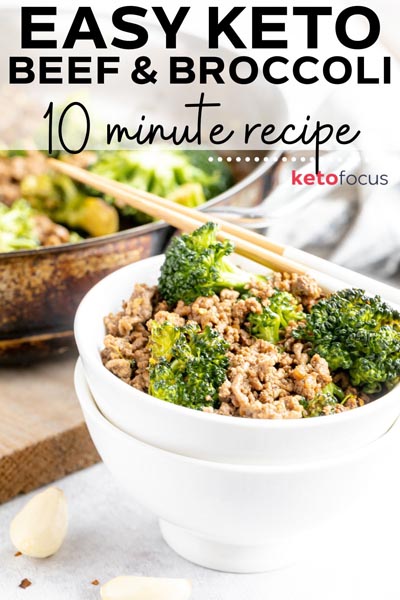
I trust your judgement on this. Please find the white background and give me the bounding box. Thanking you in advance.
[1,0,400,152]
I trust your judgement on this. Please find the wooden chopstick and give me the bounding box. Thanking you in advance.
[48,157,400,305]
[48,158,305,275]
[50,158,285,257]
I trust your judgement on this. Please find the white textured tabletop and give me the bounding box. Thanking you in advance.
[1,449,400,600]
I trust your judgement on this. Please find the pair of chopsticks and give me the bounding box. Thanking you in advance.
[48,158,303,274]
[49,157,400,305]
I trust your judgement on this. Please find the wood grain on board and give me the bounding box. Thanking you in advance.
[0,353,100,503]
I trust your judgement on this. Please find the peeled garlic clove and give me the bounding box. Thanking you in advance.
[10,487,68,558]
[100,576,192,600]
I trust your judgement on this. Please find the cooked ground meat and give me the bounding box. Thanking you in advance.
[0,152,47,206]
[101,277,367,419]
[102,284,157,391]
[271,272,323,310]
[33,214,73,246]
[0,150,95,206]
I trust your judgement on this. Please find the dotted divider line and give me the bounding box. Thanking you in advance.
[208,155,317,163]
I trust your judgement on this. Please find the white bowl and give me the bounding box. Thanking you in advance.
[74,358,397,573]
[74,254,400,465]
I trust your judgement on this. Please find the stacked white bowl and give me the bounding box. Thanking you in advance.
[74,255,400,573]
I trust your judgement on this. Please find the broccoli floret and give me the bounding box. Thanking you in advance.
[158,222,266,306]
[294,288,400,393]
[167,182,206,208]
[269,291,305,327]
[148,321,229,409]
[247,290,305,343]
[0,199,40,252]
[20,173,119,237]
[300,383,345,417]
[349,356,400,393]
[180,150,234,199]
[247,306,281,344]
[88,150,233,223]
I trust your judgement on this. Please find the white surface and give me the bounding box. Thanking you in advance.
[1,451,400,600]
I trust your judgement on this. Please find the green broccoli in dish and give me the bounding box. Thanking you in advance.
[148,320,229,409]
[167,182,206,208]
[180,150,233,200]
[247,290,305,344]
[88,149,233,223]
[158,222,266,306]
[20,172,119,237]
[0,200,40,252]
[293,288,400,394]
[0,150,28,158]
[300,382,346,417]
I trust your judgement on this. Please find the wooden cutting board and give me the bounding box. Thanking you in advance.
[0,352,100,503]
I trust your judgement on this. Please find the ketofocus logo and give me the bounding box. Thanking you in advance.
[291,170,389,186]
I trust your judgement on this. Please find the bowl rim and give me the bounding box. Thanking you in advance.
[75,358,398,473]
[74,253,399,431]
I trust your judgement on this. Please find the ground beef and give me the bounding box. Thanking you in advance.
[101,285,156,391]
[271,272,323,310]
[0,151,47,206]
[33,214,72,246]
[0,151,96,206]
[101,277,367,419]
[214,337,336,419]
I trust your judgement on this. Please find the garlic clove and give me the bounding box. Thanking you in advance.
[100,576,192,600]
[10,487,68,558]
